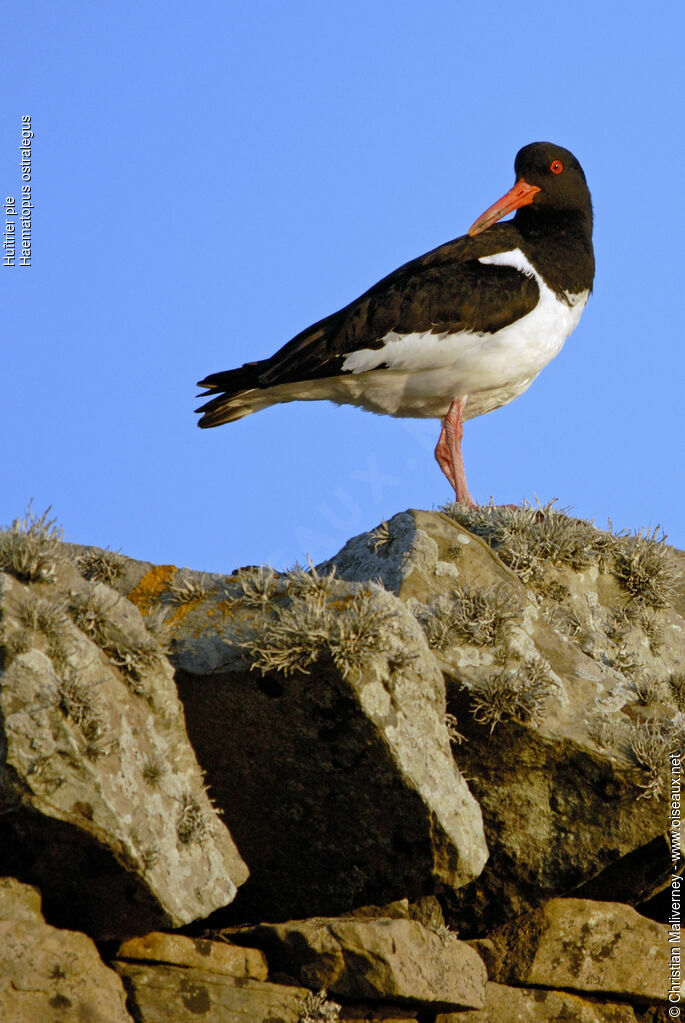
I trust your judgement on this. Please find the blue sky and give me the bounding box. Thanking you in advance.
[2,1,683,571]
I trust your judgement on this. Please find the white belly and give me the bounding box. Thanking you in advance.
[333,248,589,419]
[234,248,589,422]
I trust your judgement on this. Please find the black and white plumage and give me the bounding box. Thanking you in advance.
[196,142,595,506]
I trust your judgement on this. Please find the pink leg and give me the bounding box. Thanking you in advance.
[434,397,476,508]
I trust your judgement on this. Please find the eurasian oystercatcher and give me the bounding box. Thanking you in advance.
[196,141,594,507]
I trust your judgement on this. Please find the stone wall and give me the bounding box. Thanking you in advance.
[0,503,681,1021]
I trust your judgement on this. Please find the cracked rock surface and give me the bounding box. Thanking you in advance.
[0,557,248,940]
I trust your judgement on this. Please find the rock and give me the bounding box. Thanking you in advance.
[115,962,312,1023]
[490,898,669,1003]
[0,876,132,1022]
[226,915,487,1010]
[0,555,248,940]
[338,1010,419,1021]
[320,507,685,932]
[346,895,446,932]
[131,561,487,921]
[117,930,268,979]
[0,876,42,921]
[435,982,639,1021]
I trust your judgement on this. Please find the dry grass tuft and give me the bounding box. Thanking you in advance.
[0,504,64,583]
[443,499,613,582]
[142,754,165,786]
[166,573,209,605]
[18,594,69,639]
[630,675,666,706]
[76,548,126,585]
[669,674,685,712]
[223,565,280,611]
[244,581,394,680]
[58,672,113,759]
[108,641,160,693]
[177,793,212,846]
[417,583,521,651]
[68,590,116,644]
[297,989,341,1023]
[469,656,556,733]
[611,527,674,609]
[627,718,684,800]
[445,711,466,745]
[367,520,392,553]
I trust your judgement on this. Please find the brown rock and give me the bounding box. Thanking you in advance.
[0,879,132,1023]
[228,915,486,1009]
[491,898,669,1003]
[115,961,311,1022]
[0,876,42,921]
[117,930,268,979]
[435,981,639,1021]
[340,1012,418,1022]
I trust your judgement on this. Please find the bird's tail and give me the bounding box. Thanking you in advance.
[195,361,274,427]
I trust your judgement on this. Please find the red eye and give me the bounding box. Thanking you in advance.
[550,160,564,174]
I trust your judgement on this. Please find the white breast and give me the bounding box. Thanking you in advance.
[242,249,589,422]
[333,248,589,419]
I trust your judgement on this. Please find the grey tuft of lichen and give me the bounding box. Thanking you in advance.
[417,583,521,651]
[176,793,213,846]
[142,753,165,787]
[445,711,466,745]
[669,674,685,712]
[367,520,392,553]
[297,989,341,1023]
[609,603,665,655]
[108,641,160,694]
[18,593,69,639]
[630,675,666,707]
[469,656,556,733]
[627,718,685,800]
[428,921,461,944]
[591,715,685,800]
[68,590,116,644]
[76,548,126,585]
[611,527,674,609]
[58,672,114,760]
[223,564,280,611]
[287,560,338,606]
[541,600,588,639]
[67,590,161,694]
[166,572,209,605]
[242,565,394,681]
[0,504,64,583]
[442,499,613,582]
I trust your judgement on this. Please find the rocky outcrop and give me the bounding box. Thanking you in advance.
[435,984,640,1022]
[139,561,488,921]
[489,898,669,1003]
[115,962,313,1023]
[0,516,248,940]
[0,878,132,1023]
[1,502,682,1021]
[321,505,684,932]
[225,915,487,1009]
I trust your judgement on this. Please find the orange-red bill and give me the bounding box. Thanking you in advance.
[468,178,541,237]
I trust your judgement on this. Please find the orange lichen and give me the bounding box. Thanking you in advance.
[128,565,177,616]
[168,599,204,628]
[327,596,357,613]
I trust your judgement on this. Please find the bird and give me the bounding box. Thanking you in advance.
[196,141,594,507]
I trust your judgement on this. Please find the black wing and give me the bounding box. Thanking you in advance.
[197,222,538,397]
